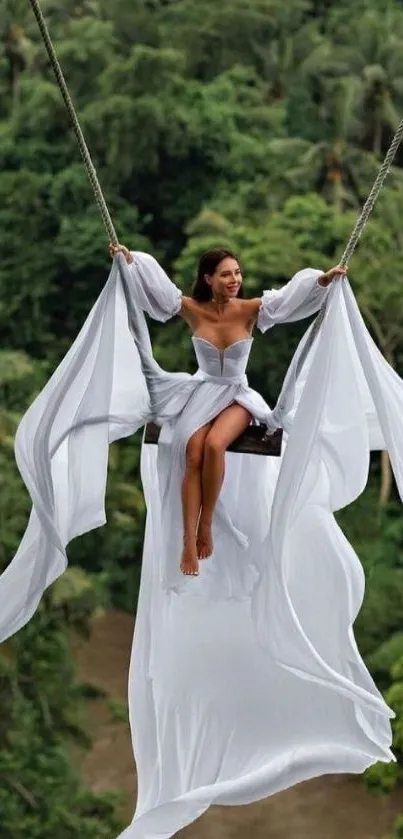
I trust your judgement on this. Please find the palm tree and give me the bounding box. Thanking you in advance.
[268,75,377,211]
[349,186,403,506]
[0,1,34,103]
[332,7,403,155]
[251,3,318,101]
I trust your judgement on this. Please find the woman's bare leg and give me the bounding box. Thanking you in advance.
[197,404,252,559]
[180,422,212,576]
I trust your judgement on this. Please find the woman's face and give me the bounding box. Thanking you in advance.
[206,257,242,298]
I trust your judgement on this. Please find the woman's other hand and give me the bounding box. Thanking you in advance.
[108,243,134,264]
[318,264,348,286]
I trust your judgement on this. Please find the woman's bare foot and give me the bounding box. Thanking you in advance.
[197,516,213,559]
[180,539,199,576]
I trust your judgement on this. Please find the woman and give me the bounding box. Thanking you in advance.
[0,240,400,839]
[109,241,346,577]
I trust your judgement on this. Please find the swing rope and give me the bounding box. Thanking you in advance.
[295,116,403,378]
[28,0,403,452]
[28,0,119,246]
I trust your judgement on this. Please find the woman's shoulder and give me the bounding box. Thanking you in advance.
[180,295,200,316]
[178,295,203,325]
[241,297,262,316]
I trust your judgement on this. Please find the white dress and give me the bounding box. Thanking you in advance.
[0,252,402,839]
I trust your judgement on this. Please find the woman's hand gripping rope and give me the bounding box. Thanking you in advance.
[108,242,134,264]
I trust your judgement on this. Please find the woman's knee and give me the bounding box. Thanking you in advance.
[204,430,225,457]
[185,435,205,470]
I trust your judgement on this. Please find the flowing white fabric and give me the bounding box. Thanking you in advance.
[1,252,402,839]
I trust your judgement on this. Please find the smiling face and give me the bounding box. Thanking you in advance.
[192,248,244,303]
[206,257,243,299]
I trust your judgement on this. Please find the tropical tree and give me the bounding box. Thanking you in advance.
[347,187,403,507]
[328,5,403,155]
[0,0,35,105]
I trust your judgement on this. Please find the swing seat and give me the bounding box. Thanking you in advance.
[144,422,283,456]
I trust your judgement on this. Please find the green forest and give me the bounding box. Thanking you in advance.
[2,0,403,835]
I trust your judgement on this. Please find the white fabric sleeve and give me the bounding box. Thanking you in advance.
[257,268,328,332]
[128,251,183,322]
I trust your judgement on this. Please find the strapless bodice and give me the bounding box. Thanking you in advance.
[192,337,253,381]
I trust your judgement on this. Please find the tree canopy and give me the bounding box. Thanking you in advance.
[1,0,403,833]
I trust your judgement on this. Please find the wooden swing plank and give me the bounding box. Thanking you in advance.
[144,422,283,456]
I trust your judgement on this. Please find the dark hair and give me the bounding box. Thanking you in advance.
[192,247,244,302]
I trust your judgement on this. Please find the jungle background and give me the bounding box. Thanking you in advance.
[2,0,403,836]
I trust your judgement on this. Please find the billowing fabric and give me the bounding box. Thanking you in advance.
[1,252,403,839]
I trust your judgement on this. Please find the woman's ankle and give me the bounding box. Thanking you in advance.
[198,511,212,527]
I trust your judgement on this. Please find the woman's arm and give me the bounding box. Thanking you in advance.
[249,263,347,332]
[109,243,191,322]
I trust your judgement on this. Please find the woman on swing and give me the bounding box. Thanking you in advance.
[109,241,346,578]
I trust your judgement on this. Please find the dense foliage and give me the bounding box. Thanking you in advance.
[1,0,403,834]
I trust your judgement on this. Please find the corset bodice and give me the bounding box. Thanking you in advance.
[192,337,253,381]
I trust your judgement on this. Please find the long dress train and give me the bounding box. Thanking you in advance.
[0,252,403,839]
